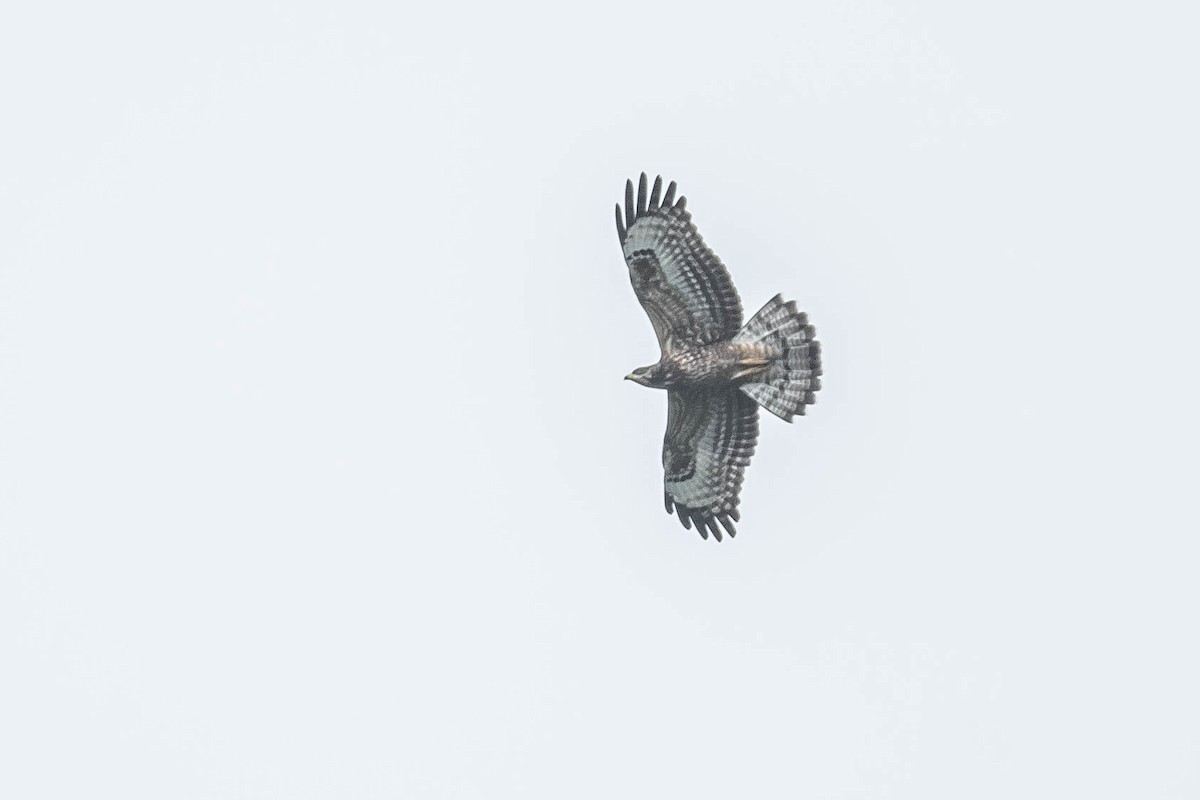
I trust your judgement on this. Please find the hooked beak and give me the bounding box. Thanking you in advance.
[625,372,646,385]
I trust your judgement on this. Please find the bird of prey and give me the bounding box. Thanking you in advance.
[617,173,822,541]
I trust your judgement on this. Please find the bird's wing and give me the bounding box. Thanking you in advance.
[616,173,743,353]
[662,387,759,541]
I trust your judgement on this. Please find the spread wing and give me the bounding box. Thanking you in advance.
[616,173,743,353]
[662,388,759,541]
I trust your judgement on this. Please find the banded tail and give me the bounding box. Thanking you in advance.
[733,294,822,422]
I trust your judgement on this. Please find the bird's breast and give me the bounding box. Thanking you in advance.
[666,343,752,386]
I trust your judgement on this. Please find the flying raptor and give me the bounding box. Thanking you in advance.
[617,173,822,541]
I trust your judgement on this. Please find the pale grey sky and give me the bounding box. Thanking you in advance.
[2,1,1198,797]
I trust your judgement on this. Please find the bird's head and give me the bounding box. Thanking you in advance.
[625,363,672,388]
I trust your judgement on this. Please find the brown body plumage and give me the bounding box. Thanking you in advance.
[626,342,770,389]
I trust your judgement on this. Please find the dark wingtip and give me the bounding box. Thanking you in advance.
[624,179,635,229]
[662,181,677,207]
[637,173,648,215]
[718,515,737,539]
[675,196,687,211]
[649,175,662,209]
[667,499,740,541]
[615,203,626,243]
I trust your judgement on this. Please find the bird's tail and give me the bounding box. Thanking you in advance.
[733,294,822,422]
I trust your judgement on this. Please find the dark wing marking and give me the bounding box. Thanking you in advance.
[662,387,759,541]
[615,173,743,353]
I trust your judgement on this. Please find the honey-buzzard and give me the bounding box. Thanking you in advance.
[617,174,823,541]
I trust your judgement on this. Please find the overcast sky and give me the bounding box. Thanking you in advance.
[2,2,1198,797]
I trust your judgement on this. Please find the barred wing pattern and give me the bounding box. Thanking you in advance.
[663,388,759,541]
[616,173,743,353]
